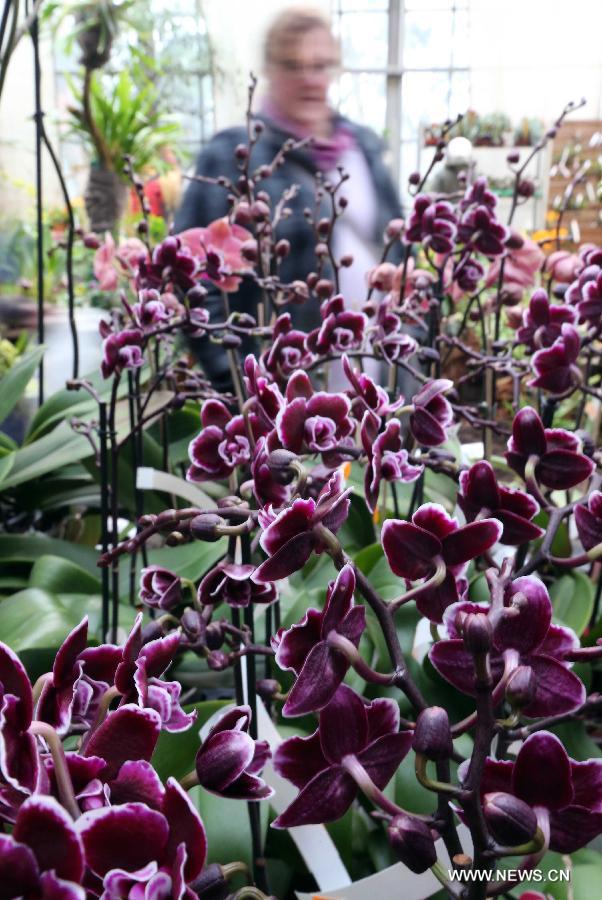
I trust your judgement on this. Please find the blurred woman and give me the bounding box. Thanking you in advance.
[174,6,402,389]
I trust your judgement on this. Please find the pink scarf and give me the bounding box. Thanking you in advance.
[261,98,356,172]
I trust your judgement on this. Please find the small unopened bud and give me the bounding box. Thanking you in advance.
[267,449,298,484]
[190,514,225,542]
[505,229,525,250]
[517,179,535,198]
[137,220,148,236]
[251,200,270,221]
[205,621,225,650]
[338,196,348,209]
[315,278,333,298]
[187,285,207,306]
[388,814,437,874]
[240,239,258,262]
[506,150,520,165]
[181,608,205,642]
[462,613,492,654]
[306,272,319,289]
[434,150,444,162]
[316,218,331,237]
[234,143,248,160]
[505,665,536,709]
[340,253,354,267]
[275,239,290,258]
[408,171,421,186]
[385,217,404,239]
[233,312,256,328]
[221,333,242,349]
[412,707,453,761]
[83,232,101,249]
[483,792,538,846]
[234,202,252,226]
[257,678,281,701]
[289,280,309,301]
[188,862,229,900]
[207,650,230,670]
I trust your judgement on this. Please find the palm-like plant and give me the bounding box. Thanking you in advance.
[68,69,181,233]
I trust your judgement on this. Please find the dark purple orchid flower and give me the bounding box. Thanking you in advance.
[467,731,602,853]
[243,355,284,429]
[406,196,458,254]
[409,379,454,447]
[0,795,85,899]
[361,413,423,513]
[575,490,602,551]
[566,264,602,324]
[516,289,577,352]
[43,752,107,814]
[251,434,292,508]
[261,313,314,378]
[458,460,544,545]
[0,643,40,812]
[139,565,182,611]
[101,329,144,379]
[252,470,350,583]
[34,618,124,739]
[114,615,195,734]
[137,235,197,292]
[187,399,268,482]
[460,176,497,212]
[82,704,162,781]
[528,323,581,396]
[198,561,276,608]
[453,255,485,293]
[371,298,418,363]
[458,204,509,256]
[307,295,367,354]
[133,289,170,330]
[382,503,502,622]
[272,565,365,716]
[342,354,404,418]
[272,685,413,827]
[276,371,355,467]
[78,777,206,897]
[430,576,585,718]
[195,705,272,801]
[505,407,594,490]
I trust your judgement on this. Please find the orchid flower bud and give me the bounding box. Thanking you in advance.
[388,814,437,873]
[412,707,453,761]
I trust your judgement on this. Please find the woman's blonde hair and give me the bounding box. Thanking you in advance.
[263,7,338,65]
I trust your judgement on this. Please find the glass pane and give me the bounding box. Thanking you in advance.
[337,11,389,68]
[401,70,453,140]
[403,10,453,69]
[334,72,387,137]
[450,9,470,68]
[336,0,389,11]
[405,0,467,9]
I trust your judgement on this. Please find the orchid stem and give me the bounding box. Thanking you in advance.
[29,721,80,819]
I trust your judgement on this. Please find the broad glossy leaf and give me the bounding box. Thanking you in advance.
[0,345,45,425]
[550,572,594,636]
[0,534,98,573]
[29,555,101,594]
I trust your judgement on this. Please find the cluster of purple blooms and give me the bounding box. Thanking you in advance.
[56,116,602,896]
[0,615,272,897]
